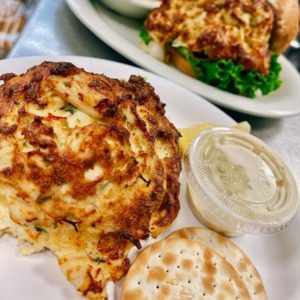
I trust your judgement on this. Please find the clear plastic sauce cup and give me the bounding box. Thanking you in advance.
[182,127,299,236]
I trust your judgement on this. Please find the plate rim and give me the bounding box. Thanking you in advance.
[65,0,300,118]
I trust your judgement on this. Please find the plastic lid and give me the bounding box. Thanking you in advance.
[186,127,299,234]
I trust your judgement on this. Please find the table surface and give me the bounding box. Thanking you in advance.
[6,0,300,189]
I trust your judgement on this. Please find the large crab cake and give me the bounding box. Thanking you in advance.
[0,61,181,299]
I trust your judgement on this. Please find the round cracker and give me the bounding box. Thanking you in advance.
[168,228,267,300]
[121,238,250,300]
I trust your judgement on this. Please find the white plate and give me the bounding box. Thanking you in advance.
[64,0,300,118]
[0,56,299,300]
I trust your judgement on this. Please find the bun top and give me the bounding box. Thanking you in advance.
[270,0,300,53]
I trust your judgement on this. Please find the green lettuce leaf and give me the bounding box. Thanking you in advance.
[175,46,282,98]
[139,27,152,45]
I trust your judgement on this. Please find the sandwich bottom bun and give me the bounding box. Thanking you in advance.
[270,0,299,53]
[168,47,196,78]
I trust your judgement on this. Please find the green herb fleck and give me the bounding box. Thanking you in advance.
[139,27,152,45]
[64,104,77,114]
[175,46,282,98]
[35,226,47,233]
[36,195,51,203]
[94,257,105,264]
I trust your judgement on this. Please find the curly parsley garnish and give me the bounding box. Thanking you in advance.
[175,46,282,98]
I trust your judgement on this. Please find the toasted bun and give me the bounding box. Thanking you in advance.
[270,0,300,53]
[168,47,196,78]
[168,228,267,300]
[121,238,251,300]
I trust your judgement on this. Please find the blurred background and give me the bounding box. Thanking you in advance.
[0,0,300,72]
[0,0,37,58]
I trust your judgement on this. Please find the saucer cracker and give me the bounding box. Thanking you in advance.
[168,228,267,300]
[121,238,250,300]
